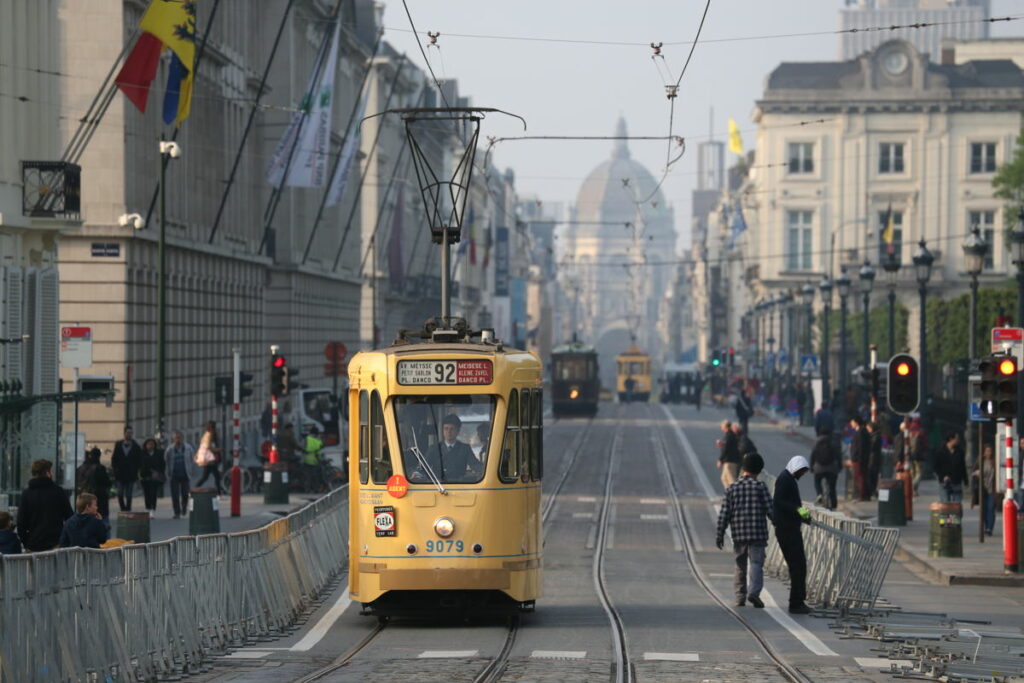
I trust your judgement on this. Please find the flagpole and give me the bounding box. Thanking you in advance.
[208,0,298,244]
[301,29,383,263]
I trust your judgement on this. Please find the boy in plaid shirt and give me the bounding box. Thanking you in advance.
[716,452,772,608]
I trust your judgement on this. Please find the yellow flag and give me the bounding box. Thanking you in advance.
[728,118,744,156]
[881,203,895,246]
[139,0,196,69]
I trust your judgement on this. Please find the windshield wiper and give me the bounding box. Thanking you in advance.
[409,429,447,495]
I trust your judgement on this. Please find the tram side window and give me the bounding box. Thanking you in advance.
[499,390,520,483]
[531,388,543,481]
[520,390,531,482]
[358,390,369,484]
[370,391,393,484]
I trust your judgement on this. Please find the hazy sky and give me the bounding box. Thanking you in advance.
[382,1,1021,252]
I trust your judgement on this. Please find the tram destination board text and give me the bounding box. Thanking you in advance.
[397,360,494,385]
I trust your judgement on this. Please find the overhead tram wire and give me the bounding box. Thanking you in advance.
[301,28,385,263]
[208,0,299,245]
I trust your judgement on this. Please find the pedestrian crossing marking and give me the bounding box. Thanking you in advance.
[643,652,699,661]
[572,512,594,519]
[640,498,666,504]
[577,496,597,503]
[418,650,478,658]
[640,514,669,520]
[855,657,912,669]
[222,651,272,659]
[532,650,587,659]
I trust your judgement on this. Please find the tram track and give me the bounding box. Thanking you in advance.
[650,407,814,683]
[293,415,595,682]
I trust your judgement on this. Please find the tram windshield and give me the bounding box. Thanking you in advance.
[554,356,594,381]
[393,395,494,484]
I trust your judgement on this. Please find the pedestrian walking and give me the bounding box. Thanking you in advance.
[139,438,166,516]
[0,510,22,554]
[715,453,772,608]
[810,430,842,510]
[59,493,109,549]
[773,455,812,614]
[693,373,703,410]
[732,423,757,459]
[971,444,997,536]
[76,447,112,524]
[111,426,142,511]
[935,432,967,503]
[716,420,741,491]
[194,421,224,495]
[735,388,754,433]
[302,426,325,492]
[165,431,197,520]
[865,421,882,500]
[847,416,869,502]
[16,459,73,552]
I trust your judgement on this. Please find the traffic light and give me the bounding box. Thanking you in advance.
[270,353,286,396]
[886,353,919,414]
[282,362,297,396]
[711,350,721,367]
[979,354,998,418]
[995,355,1018,420]
[239,372,254,400]
[728,348,735,367]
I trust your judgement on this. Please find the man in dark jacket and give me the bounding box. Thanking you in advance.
[716,453,772,608]
[111,426,142,511]
[810,431,842,510]
[16,459,73,552]
[773,456,812,614]
[59,493,109,549]
[934,432,968,503]
[865,421,883,500]
[732,423,757,459]
[848,416,869,501]
[717,420,741,491]
[735,389,754,433]
[0,510,21,554]
[813,402,834,436]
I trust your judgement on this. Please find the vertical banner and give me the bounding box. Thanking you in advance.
[494,226,509,297]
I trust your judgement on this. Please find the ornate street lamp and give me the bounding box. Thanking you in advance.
[157,138,182,444]
[858,259,875,370]
[962,225,988,360]
[913,239,934,414]
[819,276,833,402]
[882,250,901,358]
[801,282,815,359]
[837,267,852,398]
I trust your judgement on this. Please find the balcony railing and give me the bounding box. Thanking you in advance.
[21,161,81,219]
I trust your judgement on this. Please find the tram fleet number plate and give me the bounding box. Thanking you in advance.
[397,359,493,385]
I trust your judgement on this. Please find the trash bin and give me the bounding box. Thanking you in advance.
[189,487,220,535]
[928,502,962,558]
[263,462,290,505]
[116,511,150,543]
[877,479,905,526]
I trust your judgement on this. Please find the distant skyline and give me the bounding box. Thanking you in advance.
[382,0,1021,251]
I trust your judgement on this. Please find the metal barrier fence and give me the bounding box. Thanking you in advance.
[0,487,347,682]
[760,473,899,611]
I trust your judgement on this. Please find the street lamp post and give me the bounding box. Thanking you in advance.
[801,282,815,356]
[767,296,777,380]
[837,267,852,400]
[157,137,181,443]
[912,239,934,418]
[819,277,833,403]
[963,224,988,544]
[1010,209,1024,439]
[859,260,875,370]
[882,252,901,358]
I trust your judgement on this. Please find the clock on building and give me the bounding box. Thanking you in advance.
[882,51,909,76]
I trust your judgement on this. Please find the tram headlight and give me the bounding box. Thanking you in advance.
[569,387,580,400]
[434,517,455,538]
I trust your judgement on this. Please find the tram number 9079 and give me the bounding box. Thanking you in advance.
[425,539,464,553]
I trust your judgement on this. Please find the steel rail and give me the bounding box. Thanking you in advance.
[652,411,814,683]
[593,423,633,683]
[293,619,387,683]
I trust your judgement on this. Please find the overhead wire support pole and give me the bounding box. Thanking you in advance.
[208,0,298,245]
[302,29,385,264]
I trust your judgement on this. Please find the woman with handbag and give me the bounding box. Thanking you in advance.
[140,438,167,516]
[194,421,224,495]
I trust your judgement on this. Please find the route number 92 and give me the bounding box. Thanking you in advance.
[425,539,463,553]
[432,362,456,384]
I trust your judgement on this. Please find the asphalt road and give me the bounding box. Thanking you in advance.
[189,400,1024,682]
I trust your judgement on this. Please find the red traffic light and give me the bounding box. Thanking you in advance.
[273,356,286,368]
[999,359,1016,376]
[896,362,911,377]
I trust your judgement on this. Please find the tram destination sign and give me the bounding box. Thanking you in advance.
[397,359,494,385]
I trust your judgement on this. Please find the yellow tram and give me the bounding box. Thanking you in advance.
[347,328,543,617]
[616,345,652,402]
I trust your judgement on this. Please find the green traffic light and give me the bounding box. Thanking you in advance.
[711,359,720,366]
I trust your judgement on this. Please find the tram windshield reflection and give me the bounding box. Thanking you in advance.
[394,395,494,484]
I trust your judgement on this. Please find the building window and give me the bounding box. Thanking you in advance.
[969,210,997,270]
[877,210,904,264]
[879,143,904,174]
[970,143,996,174]
[788,143,814,174]
[785,210,813,271]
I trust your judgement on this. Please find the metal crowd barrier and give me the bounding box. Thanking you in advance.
[0,487,347,682]
[760,473,899,611]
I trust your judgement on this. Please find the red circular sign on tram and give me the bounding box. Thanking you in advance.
[386,474,409,499]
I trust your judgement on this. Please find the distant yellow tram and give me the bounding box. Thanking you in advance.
[616,345,652,402]
[347,329,543,617]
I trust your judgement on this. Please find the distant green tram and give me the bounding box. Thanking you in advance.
[550,341,600,417]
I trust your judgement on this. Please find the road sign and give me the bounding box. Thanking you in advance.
[60,326,92,368]
[991,327,1024,359]
[324,341,347,363]
[800,355,819,374]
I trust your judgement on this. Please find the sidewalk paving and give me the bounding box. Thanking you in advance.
[111,491,330,543]
[745,406,1024,587]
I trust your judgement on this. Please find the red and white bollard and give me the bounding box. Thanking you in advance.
[1004,419,1018,573]
[230,348,242,517]
[270,394,279,464]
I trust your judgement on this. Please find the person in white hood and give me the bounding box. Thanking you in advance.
[773,455,812,614]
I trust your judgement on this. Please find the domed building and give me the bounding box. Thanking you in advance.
[562,118,676,389]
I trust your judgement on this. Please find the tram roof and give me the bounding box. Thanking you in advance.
[616,345,649,359]
[551,341,596,355]
[358,341,538,363]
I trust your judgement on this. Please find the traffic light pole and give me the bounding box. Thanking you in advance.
[1004,419,1019,573]
[869,345,878,423]
[231,348,241,517]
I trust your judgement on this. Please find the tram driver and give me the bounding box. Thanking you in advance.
[408,414,483,483]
